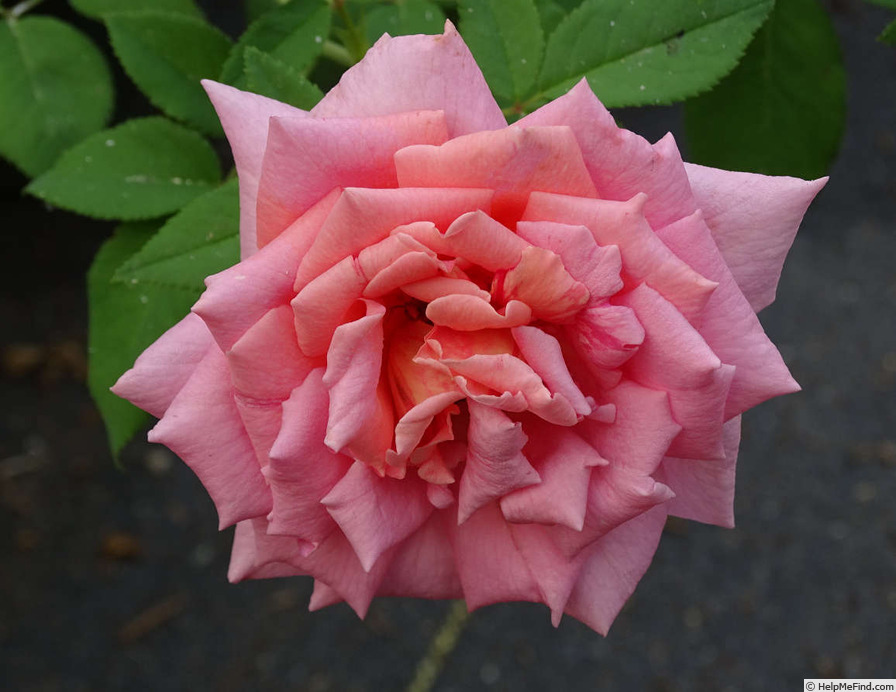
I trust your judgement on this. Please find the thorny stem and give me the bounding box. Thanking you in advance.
[405,601,472,692]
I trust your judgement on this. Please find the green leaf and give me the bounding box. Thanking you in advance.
[459,0,544,105]
[88,223,197,455]
[220,0,331,87]
[105,11,232,136]
[27,117,221,220]
[684,0,845,179]
[70,0,204,20]
[533,0,569,35]
[246,0,286,22]
[881,18,896,44]
[364,0,446,43]
[243,46,324,109]
[113,177,240,292]
[0,17,113,177]
[538,0,774,108]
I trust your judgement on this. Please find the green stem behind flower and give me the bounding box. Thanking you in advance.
[406,600,471,692]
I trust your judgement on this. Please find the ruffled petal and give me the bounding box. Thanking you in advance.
[265,369,352,545]
[312,22,505,136]
[685,163,826,312]
[322,301,393,468]
[322,461,433,571]
[111,312,213,418]
[295,187,494,290]
[512,326,592,418]
[202,80,307,256]
[500,423,602,531]
[616,284,733,461]
[458,401,540,524]
[516,221,623,301]
[522,192,717,324]
[148,348,272,529]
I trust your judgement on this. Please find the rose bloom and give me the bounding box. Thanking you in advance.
[113,24,824,633]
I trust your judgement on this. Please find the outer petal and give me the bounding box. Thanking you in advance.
[452,503,542,609]
[616,284,733,461]
[655,211,800,418]
[193,189,340,352]
[227,304,318,400]
[564,505,669,635]
[202,80,308,256]
[378,510,462,598]
[685,163,826,312]
[148,348,272,529]
[659,415,742,528]
[322,461,433,572]
[256,111,450,246]
[228,518,306,581]
[312,22,505,136]
[111,312,213,418]
[518,80,696,229]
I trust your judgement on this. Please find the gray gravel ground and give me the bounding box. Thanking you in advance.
[1,2,894,691]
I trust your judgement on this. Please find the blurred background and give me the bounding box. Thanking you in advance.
[1,0,894,690]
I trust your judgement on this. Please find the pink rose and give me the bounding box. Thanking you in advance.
[113,23,824,633]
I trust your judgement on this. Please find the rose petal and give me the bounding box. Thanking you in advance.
[426,295,532,331]
[148,347,272,529]
[519,80,696,229]
[685,163,827,312]
[512,325,592,418]
[194,189,340,352]
[523,192,717,324]
[500,422,604,531]
[292,256,367,357]
[111,312,213,418]
[378,510,462,598]
[453,502,542,609]
[616,284,733,461]
[265,369,352,545]
[563,505,669,634]
[659,415,742,528]
[228,518,306,581]
[228,304,318,400]
[256,111,450,245]
[313,22,505,137]
[395,126,596,224]
[516,221,624,301]
[202,80,307,256]
[501,246,590,322]
[655,211,800,417]
[322,461,433,572]
[457,401,540,524]
[323,300,393,469]
[295,187,493,291]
